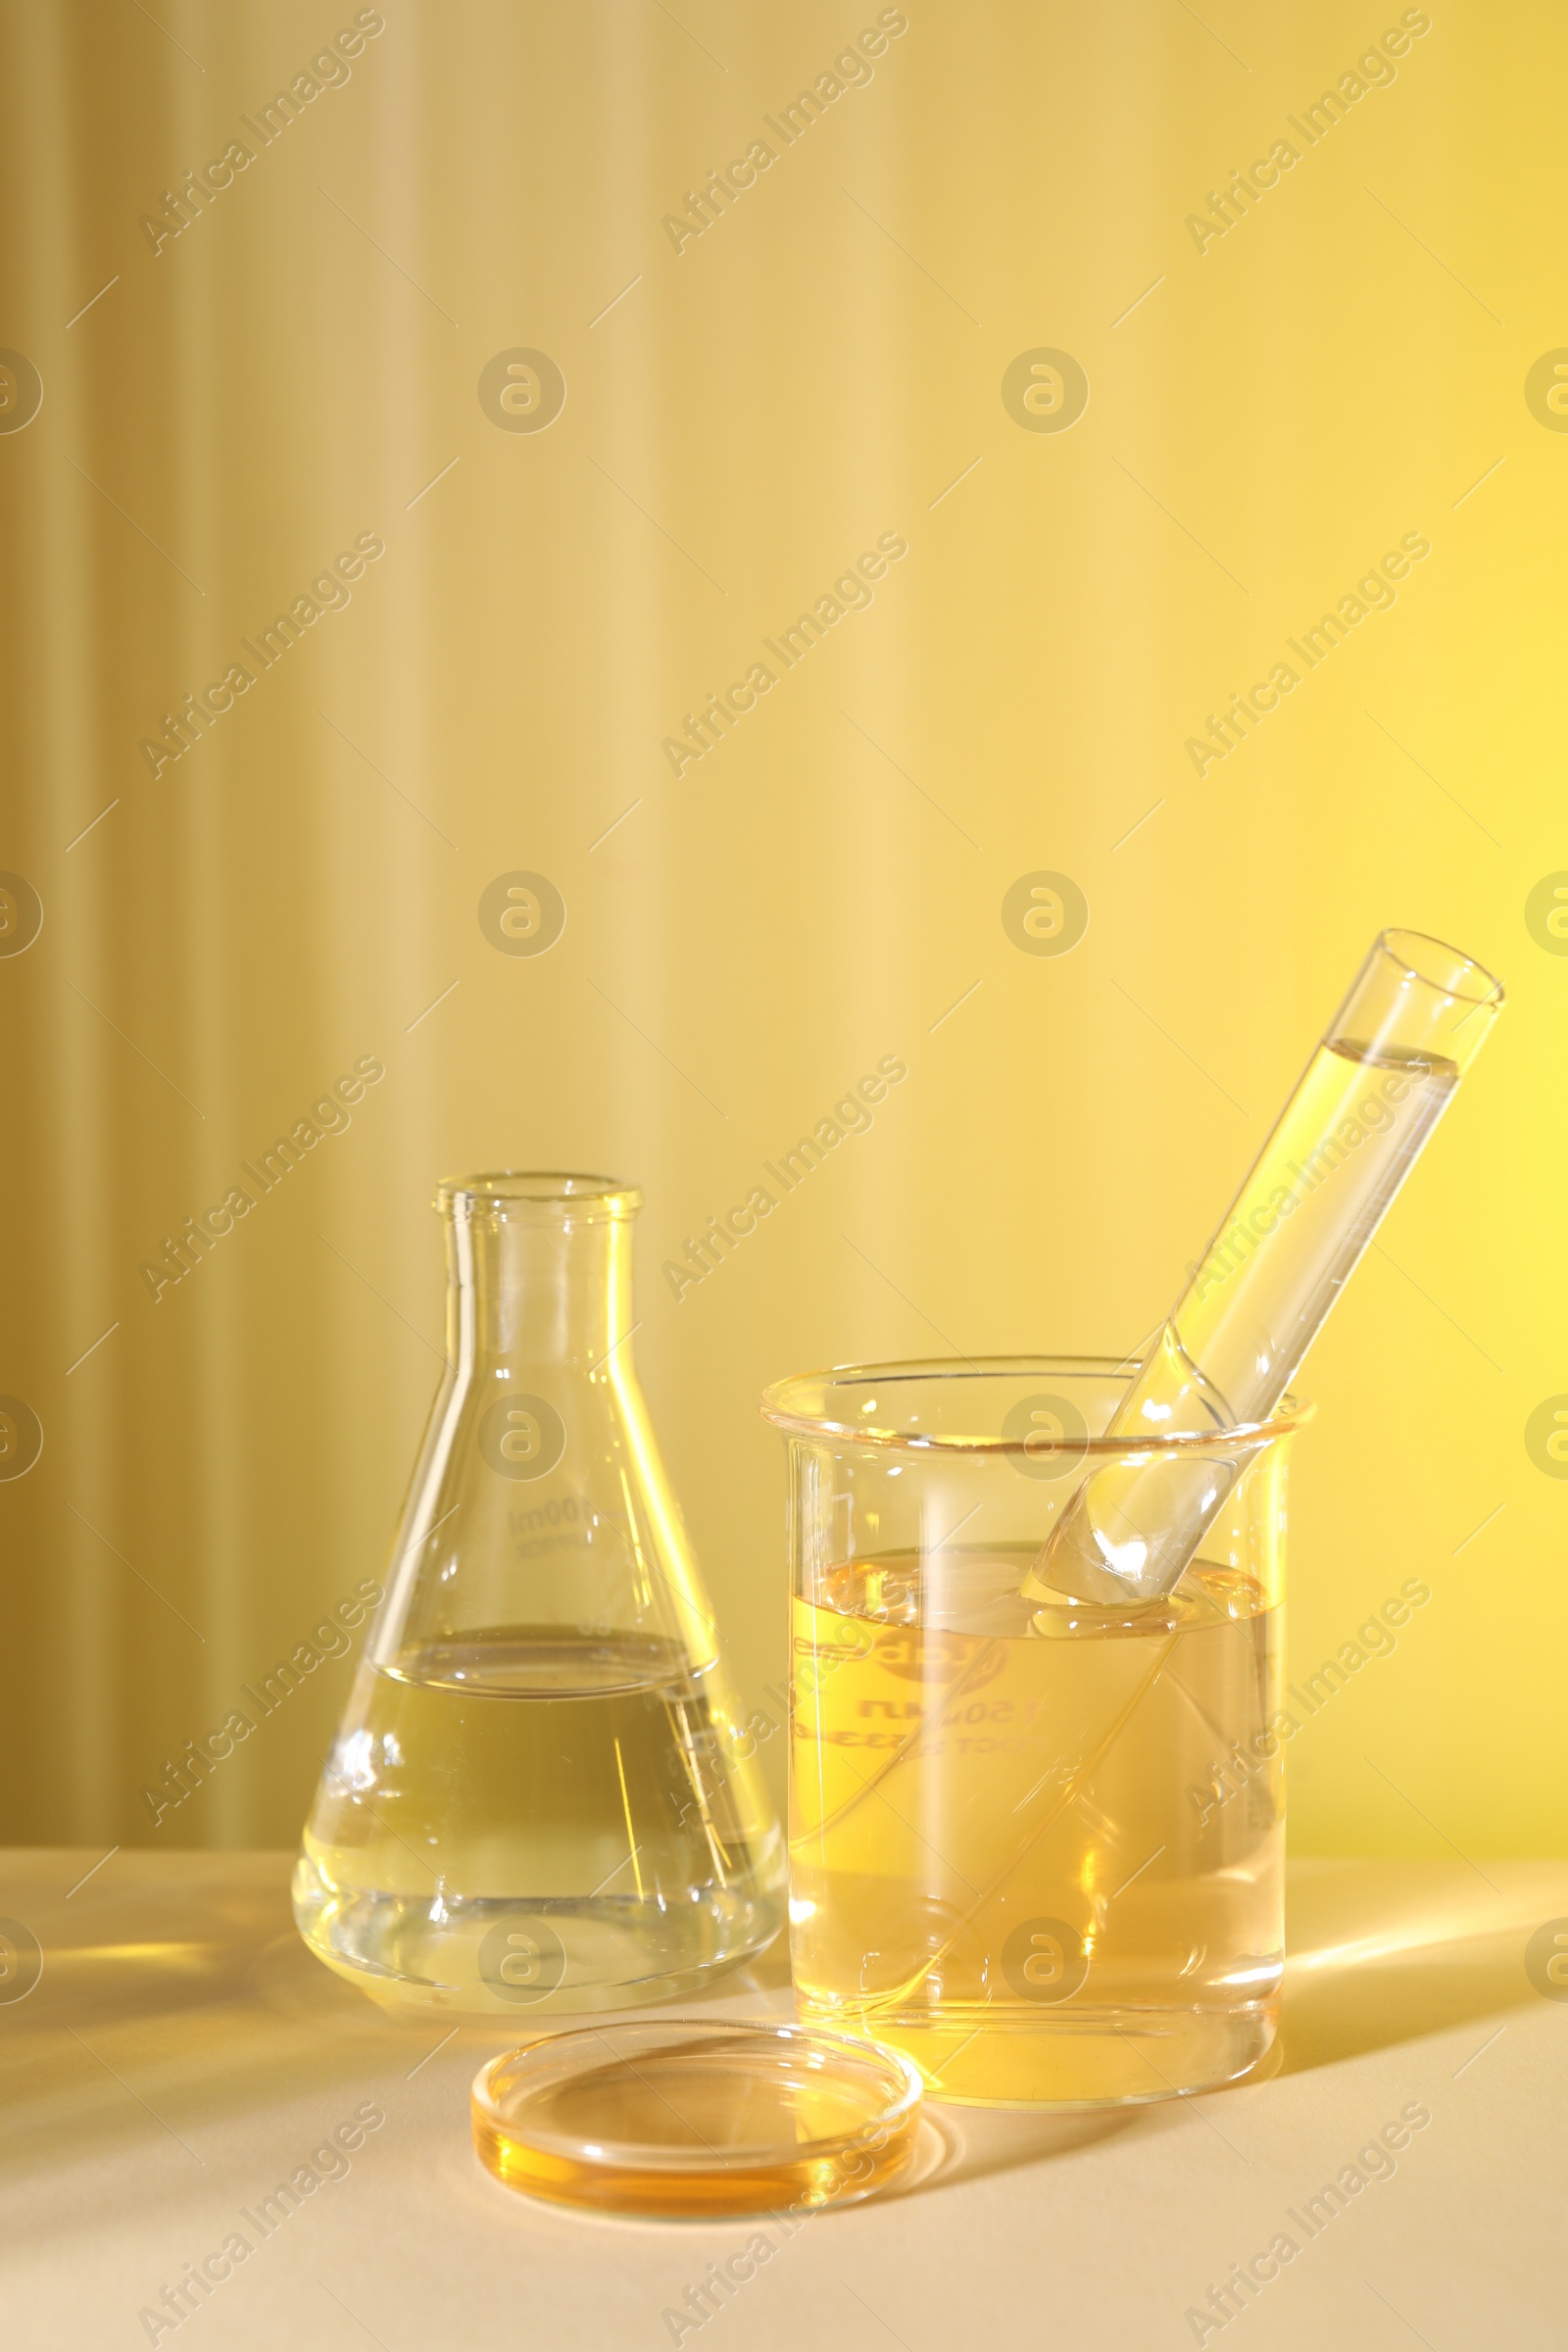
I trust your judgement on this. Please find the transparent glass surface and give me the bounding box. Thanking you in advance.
[294,1173,786,2016]
[762,1357,1304,2107]
[1030,930,1500,1604]
[472,2019,922,2216]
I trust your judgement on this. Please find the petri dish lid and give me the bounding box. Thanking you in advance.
[471,2018,924,2218]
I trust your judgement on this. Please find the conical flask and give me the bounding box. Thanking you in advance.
[294,1172,786,2017]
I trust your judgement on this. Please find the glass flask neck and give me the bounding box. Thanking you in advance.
[445,1207,635,1370]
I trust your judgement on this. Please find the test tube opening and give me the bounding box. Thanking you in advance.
[1330,927,1504,1076]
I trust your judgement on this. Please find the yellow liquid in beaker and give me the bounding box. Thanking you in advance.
[295,1632,785,2016]
[790,1548,1281,2105]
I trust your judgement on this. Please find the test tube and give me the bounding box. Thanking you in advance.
[1024,929,1504,1608]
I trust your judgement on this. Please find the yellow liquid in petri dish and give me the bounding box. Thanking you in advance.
[472,2020,922,2217]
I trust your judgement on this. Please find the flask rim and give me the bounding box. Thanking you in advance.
[760,1353,1311,1456]
[435,1170,643,1220]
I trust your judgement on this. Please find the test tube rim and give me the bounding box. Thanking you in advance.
[1370,926,1504,1010]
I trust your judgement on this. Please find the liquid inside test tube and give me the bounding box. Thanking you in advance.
[1025,930,1503,1608]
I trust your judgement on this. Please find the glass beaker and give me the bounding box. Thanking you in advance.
[295,1172,786,2017]
[761,1356,1306,2107]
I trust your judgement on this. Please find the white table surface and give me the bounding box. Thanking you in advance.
[5,1849,1566,2350]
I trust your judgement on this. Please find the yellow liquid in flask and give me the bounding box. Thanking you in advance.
[296,1629,785,2016]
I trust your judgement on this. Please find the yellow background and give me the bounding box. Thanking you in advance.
[0,0,1560,1856]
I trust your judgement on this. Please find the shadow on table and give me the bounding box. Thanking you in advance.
[1275,1856,1564,2074]
[885,2102,1136,2197]
[0,1854,475,2193]
[0,1853,801,2194]
[888,1859,1568,2197]
[4,1853,1561,2204]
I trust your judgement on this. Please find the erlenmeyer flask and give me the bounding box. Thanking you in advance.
[294,1172,786,2016]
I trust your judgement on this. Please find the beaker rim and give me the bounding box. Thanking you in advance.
[435,1170,643,1219]
[760,1353,1311,1455]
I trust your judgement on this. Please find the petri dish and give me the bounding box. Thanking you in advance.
[471,2018,924,2218]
